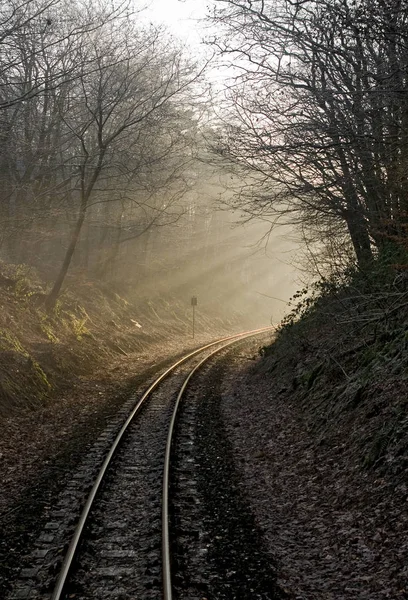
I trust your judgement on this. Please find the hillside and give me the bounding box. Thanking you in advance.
[0,261,241,418]
[260,269,408,478]
[230,265,408,596]
[2,257,408,599]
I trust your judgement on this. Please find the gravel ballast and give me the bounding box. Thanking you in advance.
[171,347,285,600]
[0,335,221,598]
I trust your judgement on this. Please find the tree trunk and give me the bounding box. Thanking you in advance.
[45,204,87,312]
[344,210,373,267]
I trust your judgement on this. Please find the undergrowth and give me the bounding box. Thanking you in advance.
[0,260,241,416]
[260,254,408,476]
[0,263,148,414]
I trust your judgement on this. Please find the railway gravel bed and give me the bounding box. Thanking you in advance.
[0,335,221,599]
[5,332,403,600]
[6,334,274,600]
[5,364,181,600]
[62,367,192,600]
[170,345,285,600]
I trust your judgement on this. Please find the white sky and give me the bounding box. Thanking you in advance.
[142,0,211,47]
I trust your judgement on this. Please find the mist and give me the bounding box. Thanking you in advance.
[0,0,301,329]
[106,185,300,329]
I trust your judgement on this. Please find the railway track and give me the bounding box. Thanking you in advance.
[9,327,276,600]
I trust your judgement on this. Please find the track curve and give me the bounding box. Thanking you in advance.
[51,327,273,600]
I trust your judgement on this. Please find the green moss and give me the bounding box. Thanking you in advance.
[31,358,51,391]
[0,329,51,394]
[39,316,60,343]
[72,319,90,341]
[61,307,91,341]
[0,329,27,354]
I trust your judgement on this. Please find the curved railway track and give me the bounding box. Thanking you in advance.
[21,328,273,600]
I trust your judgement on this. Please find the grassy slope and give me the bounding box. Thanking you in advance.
[0,262,238,417]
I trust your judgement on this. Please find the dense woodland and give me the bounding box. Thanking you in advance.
[0,0,290,322]
[0,0,243,312]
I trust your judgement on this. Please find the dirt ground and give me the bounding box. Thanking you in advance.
[222,347,408,600]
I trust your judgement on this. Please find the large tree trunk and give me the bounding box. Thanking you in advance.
[344,210,373,267]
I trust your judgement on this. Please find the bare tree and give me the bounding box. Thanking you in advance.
[43,16,205,310]
[0,0,134,260]
[0,0,209,309]
[209,0,408,270]
[0,0,132,108]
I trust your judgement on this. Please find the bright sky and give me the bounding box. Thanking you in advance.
[142,0,210,47]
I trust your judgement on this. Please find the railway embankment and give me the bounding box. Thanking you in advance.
[0,261,236,418]
[221,269,408,598]
[2,258,408,599]
[260,271,408,480]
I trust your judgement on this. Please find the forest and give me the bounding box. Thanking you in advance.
[2,0,408,311]
[210,0,408,275]
[2,0,408,405]
[1,2,408,598]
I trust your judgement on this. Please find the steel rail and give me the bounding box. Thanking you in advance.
[162,328,273,600]
[51,326,272,600]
